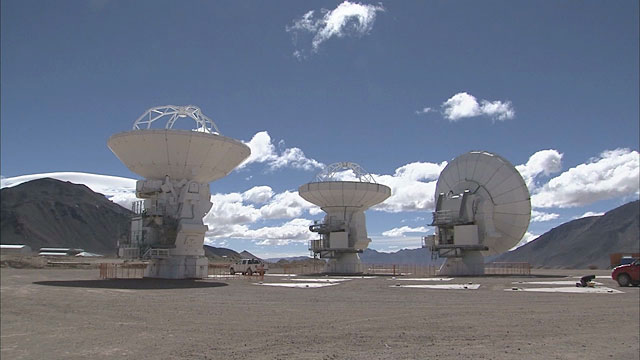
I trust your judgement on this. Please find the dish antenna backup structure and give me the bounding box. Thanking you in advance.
[108,105,250,279]
[423,151,531,276]
[299,162,391,274]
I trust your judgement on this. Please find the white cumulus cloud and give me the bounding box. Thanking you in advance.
[531,148,640,208]
[206,219,315,246]
[242,186,274,204]
[372,161,447,213]
[260,190,316,219]
[516,149,564,191]
[286,1,385,59]
[441,92,515,122]
[239,131,323,171]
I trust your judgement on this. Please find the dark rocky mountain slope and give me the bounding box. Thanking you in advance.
[496,200,639,269]
[1,178,131,255]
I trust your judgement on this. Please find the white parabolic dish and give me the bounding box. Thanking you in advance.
[299,181,391,209]
[436,151,531,254]
[108,130,250,183]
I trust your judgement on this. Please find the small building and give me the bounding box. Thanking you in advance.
[0,244,33,255]
[38,248,84,257]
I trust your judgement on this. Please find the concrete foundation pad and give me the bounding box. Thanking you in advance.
[254,282,338,288]
[390,277,454,281]
[288,278,351,283]
[391,284,480,290]
[505,286,622,294]
[512,280,603,285]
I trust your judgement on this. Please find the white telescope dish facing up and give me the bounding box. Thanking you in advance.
[108,105,249,183]
[426,151,531,276]
[107,105,250,279]
[299,162,391,274]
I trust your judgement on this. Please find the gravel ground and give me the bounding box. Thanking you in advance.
[1,268,638,360]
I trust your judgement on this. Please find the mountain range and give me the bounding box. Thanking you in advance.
[1,178,131,255]
[495,200,639,269]
[1,178,637,269]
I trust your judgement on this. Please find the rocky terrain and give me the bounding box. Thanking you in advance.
[0,178,131,255]
[1,267,638,359]
[496,200,639,269]
[2,178,638,268]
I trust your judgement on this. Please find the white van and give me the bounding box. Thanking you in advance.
[229,258,268,275]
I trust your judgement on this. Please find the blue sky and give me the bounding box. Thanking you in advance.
[1,0,638,258]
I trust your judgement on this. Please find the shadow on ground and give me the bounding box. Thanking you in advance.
[33,279,228,290]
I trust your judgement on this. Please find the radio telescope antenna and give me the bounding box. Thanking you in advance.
[299,162,390,274]
[423,151,531,276]
[107,105,250,279]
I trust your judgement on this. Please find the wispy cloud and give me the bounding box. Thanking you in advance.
[577,211,605,219]
[286,1,385,59]
[382,226,429,237]
[531,210,560,222]
[414,107,434,115]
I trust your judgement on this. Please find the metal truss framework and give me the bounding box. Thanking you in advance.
[133,105,220,134]
[315,162,377,183]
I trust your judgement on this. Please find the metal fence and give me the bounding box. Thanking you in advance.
[484,262,531,275]
[365,264,440,276]
[99,262,147,279]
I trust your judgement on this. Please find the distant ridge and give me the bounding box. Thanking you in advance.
[203,245,242,260]
[203,246,264,261]
[496,200,639,269]
[361,247,442,265]
[0,178,131,255]
[239,250,260,259]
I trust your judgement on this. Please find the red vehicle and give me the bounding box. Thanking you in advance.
[611,259,640,287]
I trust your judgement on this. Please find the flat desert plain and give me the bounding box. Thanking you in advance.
[1,268,638,359]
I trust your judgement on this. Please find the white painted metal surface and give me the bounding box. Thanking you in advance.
[108,130,250,183]
[108,105,250,279]
[435,151,531,254]
[299,181,391,209]
[299,162,391,274]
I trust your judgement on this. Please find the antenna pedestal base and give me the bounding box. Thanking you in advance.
[438,251,484,276]
[324,253,363,274]
[144,256,209,279]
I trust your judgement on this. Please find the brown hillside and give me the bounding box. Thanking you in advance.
[0,178,131,255]
[496,200,639,269]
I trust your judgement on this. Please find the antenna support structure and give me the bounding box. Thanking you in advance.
[299,162,390,274]
[108,105,250,279]
[423,151,531,276]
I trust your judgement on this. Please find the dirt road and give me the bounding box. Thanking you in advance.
[1,268,638,359]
